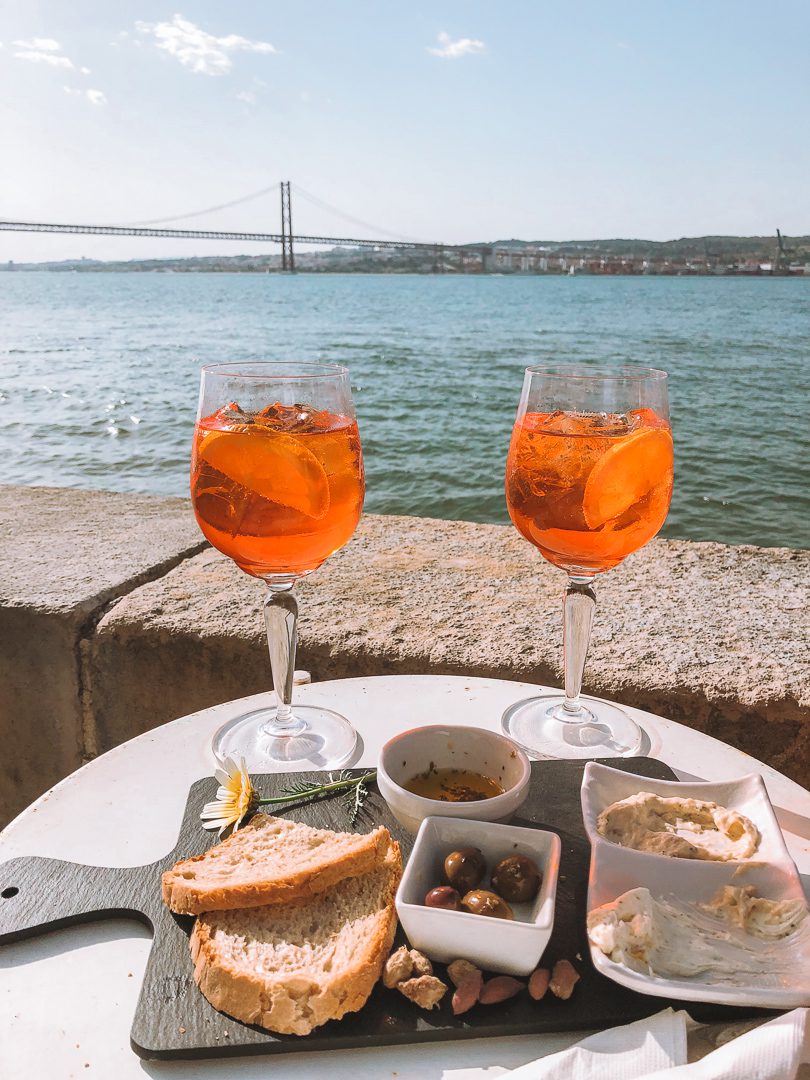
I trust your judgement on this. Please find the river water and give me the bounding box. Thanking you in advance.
[1,271,807,549]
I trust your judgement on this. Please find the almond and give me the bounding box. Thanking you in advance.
[451,971,483,1015]
[447,959,482,988]
[478,976,524,1005]
[550,959,580,1000]
[528,967,550,1000]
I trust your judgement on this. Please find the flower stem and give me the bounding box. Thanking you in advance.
[256,770,377,806]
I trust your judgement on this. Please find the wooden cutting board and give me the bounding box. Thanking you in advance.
[0,758,771,1060]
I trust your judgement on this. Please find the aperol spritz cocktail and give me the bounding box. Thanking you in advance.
[191,363,364,770]
[502,366,673,759]
[192,402,363,579]
[506,407,673,576]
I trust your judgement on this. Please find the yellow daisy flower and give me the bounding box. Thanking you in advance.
[201,756,257,837]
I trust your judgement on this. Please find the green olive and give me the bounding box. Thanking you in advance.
[491,854,542,903]
[443,848,486,893]
[424,886,462,910]
[461,889,514,919]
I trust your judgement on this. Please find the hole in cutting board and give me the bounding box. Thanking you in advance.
[1,887,19,899]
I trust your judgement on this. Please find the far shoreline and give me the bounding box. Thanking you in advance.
[3,267,809,278]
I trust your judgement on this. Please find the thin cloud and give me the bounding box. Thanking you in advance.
[135,14,276,76]
[13,37,61,51]
[14,48,74,69]
[235,90,256,104]
[64,86,108,106]
[13,37,81,70]
[427,32,485,59]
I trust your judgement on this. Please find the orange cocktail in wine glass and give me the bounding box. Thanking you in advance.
[191,362,364,770]
[503,365,673,758]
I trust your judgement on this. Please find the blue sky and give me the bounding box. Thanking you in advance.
[2,1,808,261]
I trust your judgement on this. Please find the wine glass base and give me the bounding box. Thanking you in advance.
[212,705,358,772]
[502,694,644,759]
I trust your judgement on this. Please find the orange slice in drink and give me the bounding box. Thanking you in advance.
[582,427,672,529]
[198,429,330,519]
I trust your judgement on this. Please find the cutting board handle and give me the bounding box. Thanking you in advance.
[0,856,156,944]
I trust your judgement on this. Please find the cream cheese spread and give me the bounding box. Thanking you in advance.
[587,885,808,981]
[596,792,760,861]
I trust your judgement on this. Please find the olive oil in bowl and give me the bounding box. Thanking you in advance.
[403,767,505,803]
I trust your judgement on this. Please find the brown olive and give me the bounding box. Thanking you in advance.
[491,854,542,903]
[444,848,486,893]
[461,889,514,919]
[424,886,462,911]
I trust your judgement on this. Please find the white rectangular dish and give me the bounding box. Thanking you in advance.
[396,816,561,976]
[581,761,810,1009]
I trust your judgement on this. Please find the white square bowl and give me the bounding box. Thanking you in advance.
[396,816,561,976]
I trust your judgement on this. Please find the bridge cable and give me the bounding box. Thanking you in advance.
[121,181,281,227]
[291,184,429,246]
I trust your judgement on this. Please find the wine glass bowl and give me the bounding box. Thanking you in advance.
[192,363,363,579]
[191,362,364,770]
[503,365,673,758]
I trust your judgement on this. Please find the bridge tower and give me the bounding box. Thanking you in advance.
[280,181,294,271]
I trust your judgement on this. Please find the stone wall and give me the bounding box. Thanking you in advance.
[2,485,808,827]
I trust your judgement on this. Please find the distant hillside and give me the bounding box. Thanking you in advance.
[4,233,809,274]
[483,235,810,258]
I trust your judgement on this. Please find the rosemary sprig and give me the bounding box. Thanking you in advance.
[343,772,372,824]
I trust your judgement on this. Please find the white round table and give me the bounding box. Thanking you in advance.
[2,675,809,1079]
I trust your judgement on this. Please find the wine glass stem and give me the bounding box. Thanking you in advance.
[562,575,596,721]
[262,577,304,734]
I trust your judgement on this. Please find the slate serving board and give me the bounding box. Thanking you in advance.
[0,758,772,1060]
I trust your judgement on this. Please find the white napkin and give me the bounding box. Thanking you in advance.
[644,1009,810,1080]
[505,1008,688,1079]
[504,1008,810,1080]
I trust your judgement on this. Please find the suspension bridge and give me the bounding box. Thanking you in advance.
[0,181,491,272]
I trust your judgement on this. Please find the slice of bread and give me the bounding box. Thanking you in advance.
[162,814,391,915]
[190,843,402,1035]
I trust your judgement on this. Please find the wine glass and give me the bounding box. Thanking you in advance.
[502,364,673,758]
[191,362,364,770]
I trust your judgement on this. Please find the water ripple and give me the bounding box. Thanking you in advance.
[0,272,807,548]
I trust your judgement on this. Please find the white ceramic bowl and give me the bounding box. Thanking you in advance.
[377,724,531,835]
[396,816,561,976]
[581,762,810,1009]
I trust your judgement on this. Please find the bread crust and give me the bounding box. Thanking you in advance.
[190,843,402,1036]
[162,816,391,915]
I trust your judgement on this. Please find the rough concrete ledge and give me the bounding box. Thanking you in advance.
[3,486,808,829]
[86,511,810,788]
[0,485,206,825]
